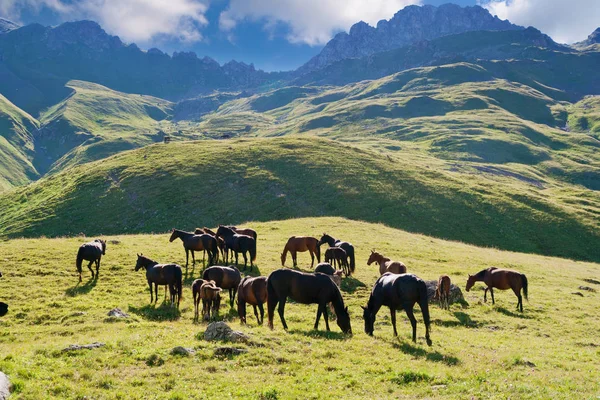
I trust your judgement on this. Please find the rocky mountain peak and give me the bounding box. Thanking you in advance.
[0,18,20,34]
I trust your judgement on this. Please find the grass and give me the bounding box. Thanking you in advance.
[0,217,599,399]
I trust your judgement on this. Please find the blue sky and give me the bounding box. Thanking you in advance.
[1,0,597,71]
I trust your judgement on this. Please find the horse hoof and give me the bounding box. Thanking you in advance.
[426,338,433,346]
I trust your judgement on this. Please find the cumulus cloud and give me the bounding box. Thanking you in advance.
[0,0,209,43]
[219,0,422,46]
[481,0,600,43]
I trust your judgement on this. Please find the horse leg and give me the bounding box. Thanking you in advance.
[278,299,288,330]
[253,305,260,324]
[96,257,100,276]
[148,280,153,303]
[185,249,189,269]
[314,304,323,330]
[155,283,159,304]
[292,251,297,268]
[257,303,264,325]
[191,250,196,267]
[243,252,248,270]
[405,305,418,343]
[87,260,95,278]
[322,303,330,331]
[490,288,495,305]
[390,308,398,337]
[483,287,488,302]
[267,297,278,329]
[309,250,315,269]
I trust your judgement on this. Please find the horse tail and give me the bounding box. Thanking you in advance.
[315,239,321,262]
[348,247,356,274]
[177,267,183,302]
[76,247,84,273]
[521,274,528,301]
[250,238,257,263]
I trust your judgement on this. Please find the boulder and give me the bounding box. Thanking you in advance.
[424,280,465,305]
[214,347,248,357]
[171,346,195,356]
[107,308,129,318]
[0,371,11,400]
[204,322,250,343]
[62,342,105,352]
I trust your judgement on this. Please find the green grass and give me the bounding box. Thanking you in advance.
[0,217,599,398]
[0,137,598,263]
[567,95,600,138]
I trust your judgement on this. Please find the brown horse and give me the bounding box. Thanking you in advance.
[192,278,207,321]
[436,275,451,310]
[228,225,258,241]
[202,265,242,307]
[466,267,528,312]
[169,229,218,268]
[76,239,106,282]
[237,276,268,325]
[281,236,321,268]
[135,254,183,308]
[367,250,407,275]
[195,227,226,262]
[200,281,222,320]
[216,226,257,270]
[318,234,355,275]
[325,247,349,275]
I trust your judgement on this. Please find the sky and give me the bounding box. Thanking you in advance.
[0,0,598,71]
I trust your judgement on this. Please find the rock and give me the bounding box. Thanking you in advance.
[424,280,465,305]
[0,302,7,317]
[583,278,600,285]
[171,346,195,356]
[214,347,248,357]
[204,322,250,343]
[572,292,584,297]
[62,342,105,352]
[0,371,11,400]
[107,308,129,318]
[578,286,596,292]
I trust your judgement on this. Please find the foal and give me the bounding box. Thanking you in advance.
[324,247,348,275]
[436,275,451,310]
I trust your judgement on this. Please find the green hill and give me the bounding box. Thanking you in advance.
[0,137,598,262]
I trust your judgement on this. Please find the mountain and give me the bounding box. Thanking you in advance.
[0,18,19,34]
[574,27,600,49]
[298,4,521,74]
[0,20,283,115]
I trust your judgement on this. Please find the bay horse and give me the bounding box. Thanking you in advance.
[281,236,321,268]
[202,265,242,307]
[135,254,182,308]
[367,250,406,275]
[195,228,225,263]
[169,229,218,268]
[318,233,355,276]
[200,281,222,321]
[76,239,106,282]
[362,272,432,345]
[228,225,258,241]
[267,268,352,334]
[436,275,451,310]
[192,278,208,321]
[237,276,268,325]
[466,267,528,312]
[324,247,348,275]
[216,225,257,270]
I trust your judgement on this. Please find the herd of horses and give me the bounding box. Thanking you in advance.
[73,227,530,343]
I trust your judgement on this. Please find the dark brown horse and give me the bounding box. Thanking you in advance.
[367,250,407,275]
[135,254,183,308]
[436,275,451,310]
[281,236,321,268]
[237,276,268,325]
[267,268,352,334]
[318,233,355,276]
[76,239,106,282]
[324,247,348,275]
[195,227,226,263]
[228,225,258,241]
[192,278,208,321]
[200,281,222,321]
[202,265,242,307]
[362,272,432,345]
[466,267,528,312]
[216,225,257,270]
[169,229,218,268]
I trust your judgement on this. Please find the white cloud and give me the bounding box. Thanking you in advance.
[219,0,422,46]
[0,0,209,43]
[481,0,600,43]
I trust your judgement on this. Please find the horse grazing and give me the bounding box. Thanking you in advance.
[228,225,258,241]
[367,250,407,275]
[362,273,432,346]
[216,225,257,270]
[135,254,183,308]
[202,265,242,307]
[169,229,218,268]
[324,247,349,275]
[436,275,451,310]
[200,281,222,320]
[76,239,106,282]
[466,267,528,312]
[281,236,321,268]
[267,268,352,334]
[318,233,355,276]
[237,276,268,325]
[195,227,226,262]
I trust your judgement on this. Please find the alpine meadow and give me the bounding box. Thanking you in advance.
[0,3,599,399]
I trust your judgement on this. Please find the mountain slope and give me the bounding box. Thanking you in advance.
[0,18,19,34]
[0,137,598,262]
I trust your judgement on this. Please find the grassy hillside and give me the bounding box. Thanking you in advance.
[567,96,600,138]
[0,217,599,398]
[0,137,598,262]
[0,94,40,192]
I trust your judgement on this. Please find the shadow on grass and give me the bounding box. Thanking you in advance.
[433,311,482,328]
[341,276,367,293]
[129,302,181,321]
[393,341,460,366]
[288,328,349,340]
[65,276,98,297]
[495,306,532,319]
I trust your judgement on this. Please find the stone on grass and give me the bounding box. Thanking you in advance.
[204,322,250,343]
[107,308,129,318]
[0,371,11,400]
[171,346,195,356]
[62,342,105,352]
[214,347,248,357]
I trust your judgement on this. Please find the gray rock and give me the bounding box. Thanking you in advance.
[214,347,248,357]
[107,308,129,318]
[0,371,11,400]
[62,342,105,352]
[171,346,195,356]
[424,280,465,305]
[204,322,250,343]
[578,286,596,292]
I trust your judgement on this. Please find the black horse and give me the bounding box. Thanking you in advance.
[202,265,242,307]
[169,229,218,268]
[267,268,352,334]
[216,225,257,270]
[362,272,432,345]
[318,233,355,276]
[135,254,183,308]
[76,239,106,282]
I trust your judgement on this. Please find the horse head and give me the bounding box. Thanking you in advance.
[168,229,178,242]
[465,274,475,292]
[361,305,375,336]
[336,306,352,335]
[100,239,106,255]
[280,252,286,266]
[366,250,378,266]
[134,253,146,271]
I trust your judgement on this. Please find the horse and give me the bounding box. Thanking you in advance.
[466,267,528,312]
[324,247,349,275]
[228,225,258,241]
[76,239,106,282]
[200,281,222,321]
[267,268,352,334]
[366,250,407,275]
[362,272,432,346]
[436,275,451,310]
[314,263,343,313]
[195,227,226,262]
[237,276,268,325]
[169,229,218,268]
[192,278,208,321]
[281,236,321,268]
[216,225,257,270]
[318,233,355,276]
[135,254,183,308]
[202,265,242,307]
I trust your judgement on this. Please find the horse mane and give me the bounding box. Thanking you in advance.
[138,254,157,264]
[473,268,489,279]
